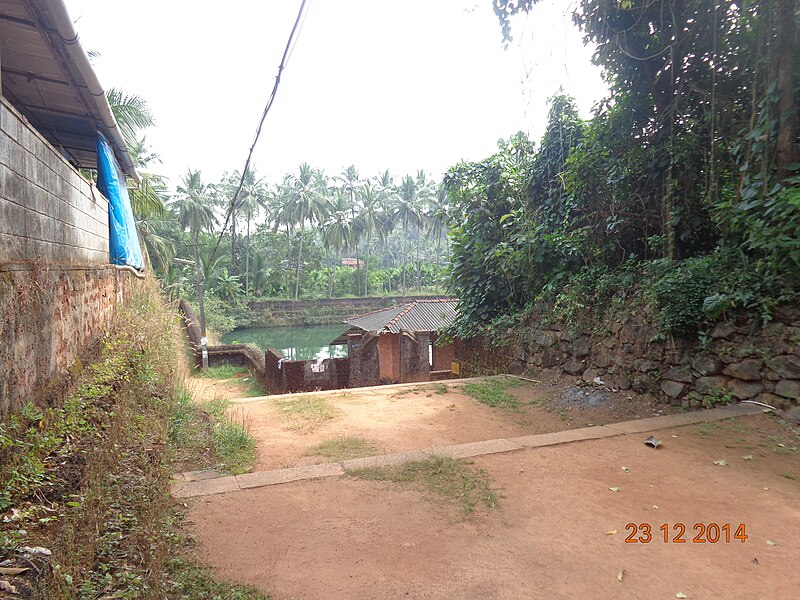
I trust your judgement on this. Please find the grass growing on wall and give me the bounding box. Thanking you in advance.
[0,280,269,599]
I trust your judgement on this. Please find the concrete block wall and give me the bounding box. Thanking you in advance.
[0,97,109,264]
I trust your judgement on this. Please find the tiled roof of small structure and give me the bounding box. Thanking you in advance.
[345,299,458,334]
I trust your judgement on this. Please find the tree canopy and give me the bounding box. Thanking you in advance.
[444,0,799,336]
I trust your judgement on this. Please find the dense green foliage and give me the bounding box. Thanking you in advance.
[445,1,799,337]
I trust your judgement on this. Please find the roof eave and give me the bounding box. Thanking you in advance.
[35,0,139,182]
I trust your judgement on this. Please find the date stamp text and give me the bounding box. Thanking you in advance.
[624,523,748,544]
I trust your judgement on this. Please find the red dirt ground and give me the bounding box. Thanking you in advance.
[188,413,800,599]
[229,379,673,471]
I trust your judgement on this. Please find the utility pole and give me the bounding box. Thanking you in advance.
[175,251,208,369]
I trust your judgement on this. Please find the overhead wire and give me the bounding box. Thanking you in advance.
[209,0,310,263]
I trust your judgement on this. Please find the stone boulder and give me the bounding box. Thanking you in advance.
[660,380,686,399]
[767,355,800,379]
[531,330,558,347]
[664,366,693,383]
[696,376,730,393]
[722,358,762,381]
[593,346,615,369]
[563,359,585,376]
[727,379,764,400]
[692,354,722,376]
[775,380,800,400]
[572,338,591,358]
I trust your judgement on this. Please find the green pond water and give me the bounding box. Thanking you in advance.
[222,324,349,361]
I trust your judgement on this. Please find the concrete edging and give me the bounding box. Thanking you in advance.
[171,402,766,499]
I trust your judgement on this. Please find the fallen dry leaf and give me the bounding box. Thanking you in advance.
[742,455,754,461]
[617,570,625,582]
[767,540,777,546]
[676,593,688,599]
[0,567,28,576]
[713,460,728,466]
[606,530,618,535]
[0,581,17,593]
[608,486,621,492]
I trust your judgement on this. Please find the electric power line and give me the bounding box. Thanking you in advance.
[209,0,310,264]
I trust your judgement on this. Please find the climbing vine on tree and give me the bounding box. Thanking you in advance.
[446,1,799,337]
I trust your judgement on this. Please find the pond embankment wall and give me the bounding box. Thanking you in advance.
[247,295,454,326]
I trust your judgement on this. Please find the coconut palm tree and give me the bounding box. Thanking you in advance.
[106,88,155,151]
[136,214,175,274]
[249,252,273,297]
[322,189,362,297]
[336,165,365,289]
[173,170,216,244]
[127,136,168,218]
[286,163,328,300]
[393,175,429,294]
[427,182,451,266]
[359,180,389,296]
[229,168,267,299]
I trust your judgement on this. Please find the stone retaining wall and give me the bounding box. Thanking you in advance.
[500,306,800,409]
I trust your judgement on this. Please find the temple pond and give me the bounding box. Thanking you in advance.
[222,325,349,361]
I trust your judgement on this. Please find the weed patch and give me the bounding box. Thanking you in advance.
[463,378,520,409]
[175,393,256,475]
[166,556,270,599]
[305,436,378,462]
[347,455,500,515]
[273,396,338,429]
[0,285,263,598]
[199,365,251,379]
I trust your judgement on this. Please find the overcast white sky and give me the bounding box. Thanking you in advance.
[63,0,607,191]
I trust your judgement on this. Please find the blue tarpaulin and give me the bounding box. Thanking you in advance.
[96,133,143,270]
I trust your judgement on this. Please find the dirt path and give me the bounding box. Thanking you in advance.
[231,380,672,471]
[185,374,258,404]
[188,414,800,599]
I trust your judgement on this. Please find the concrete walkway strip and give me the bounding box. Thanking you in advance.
[171,403,769,499]
[237,463,344,490]
[427,438,524,459]
[511,425,620,448]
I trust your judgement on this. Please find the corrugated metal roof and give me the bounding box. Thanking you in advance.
[0,0,138,179]
[345,299,458,334]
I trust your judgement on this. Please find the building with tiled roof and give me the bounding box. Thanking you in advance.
[335,298,459,385]
[344,298,458,334]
